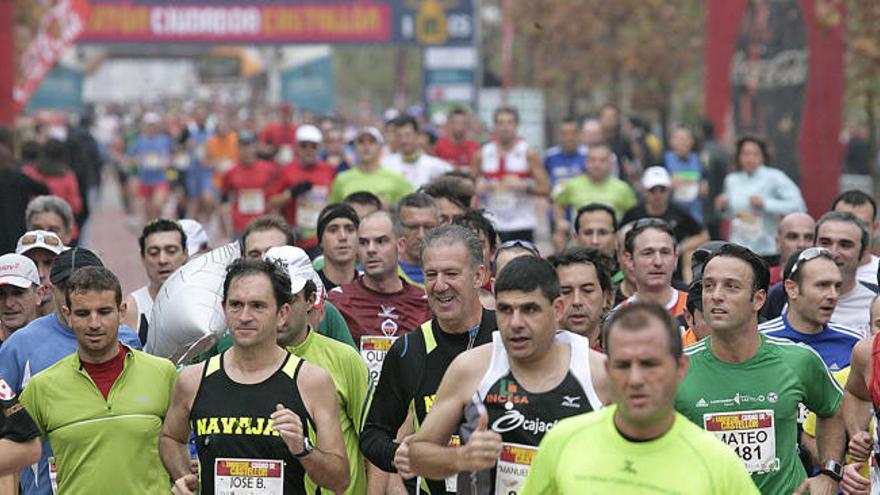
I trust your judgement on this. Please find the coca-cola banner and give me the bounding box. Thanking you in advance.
[705,0,845,216]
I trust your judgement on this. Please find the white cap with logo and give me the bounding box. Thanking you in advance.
[0,254,40,288]
[264,246,325,307]
[641,166,672,190]
[296,125,323,144]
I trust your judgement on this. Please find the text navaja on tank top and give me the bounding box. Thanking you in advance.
[194,416,281,437]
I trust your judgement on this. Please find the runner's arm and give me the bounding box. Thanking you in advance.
[0,439,40,477]
[0,390,42,477]
[526,149,551,196]
[844,338,874,462]
[160,364,201,481]
[588,350,612,405]
[298,363,350,494]
[410,348,489,479]
[359,339,414,472]
[815,395,846,470]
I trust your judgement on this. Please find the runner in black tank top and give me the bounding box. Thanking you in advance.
[457,331,603,494]
[190,351,313,494]
[407,256,610,495]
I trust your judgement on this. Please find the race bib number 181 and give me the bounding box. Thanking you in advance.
[214,458,283,495]
[704,410,779,474]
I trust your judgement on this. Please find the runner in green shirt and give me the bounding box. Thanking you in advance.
[552,144,637,221]
[328,127,413,207]
[268,245,371,495]
[675,244,845,494]
[19,267,177,494]
[521,302,757,495]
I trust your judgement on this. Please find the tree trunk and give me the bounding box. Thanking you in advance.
[867,88,879,200]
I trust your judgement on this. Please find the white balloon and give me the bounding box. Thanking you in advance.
[147,241,240,364]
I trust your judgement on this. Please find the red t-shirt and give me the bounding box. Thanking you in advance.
[769,265,783,285]
[433,135,480,170]
[259,122,297,147]
[270,161,337,247]
[221,160,279,233]
[327,276,431,345]
[21,164,82,239]
[81,343,128,400]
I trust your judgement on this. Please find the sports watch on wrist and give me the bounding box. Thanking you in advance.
[820,460,843,482]
[293,437,314,458]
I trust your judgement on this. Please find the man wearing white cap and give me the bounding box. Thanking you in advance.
[265,246,371,495]
[126,112,173,221]
[15,230,67,317]
[329,127,413,207]
[178,219,210,257]
[270,124,337,256]
[0,254,42,345]
[622,166,708,283]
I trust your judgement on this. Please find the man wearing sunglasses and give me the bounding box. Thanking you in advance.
[759,247,860,371]
[269,125,336,255]
[15,230,66,318]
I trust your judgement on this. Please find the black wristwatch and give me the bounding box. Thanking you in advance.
[819,460,843,482]
[293,437,314,458]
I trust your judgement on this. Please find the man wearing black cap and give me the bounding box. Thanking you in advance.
[0,247,141,495]
[220,129,279,237]
[316,203,360,291]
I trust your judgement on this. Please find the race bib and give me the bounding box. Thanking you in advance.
[214,458,283,495]
[296,186,329,231]
[488,190,517,212]
[49,456,59,495]
[218,159,235,173]
[731,212,763,240]
[673,180,699,202]
[277,145,294,165]
[445,435,461,492]
[704,410,779,474]
[494,442,538,495]
[142,153,163,170]
[360,335,397,385]
[239,189,266,215]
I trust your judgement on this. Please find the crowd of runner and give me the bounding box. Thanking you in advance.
[2,100,880,494]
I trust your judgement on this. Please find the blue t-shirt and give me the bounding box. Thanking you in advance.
[663,150,704,223]
[0,313,142,495]
[398,260,424,286]
[544,146,586,192]
[758,313,860,371]
[128,133,173,185]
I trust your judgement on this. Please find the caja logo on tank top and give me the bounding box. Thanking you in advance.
[491,407,558,436]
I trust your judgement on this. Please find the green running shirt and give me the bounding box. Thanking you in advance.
[19,346,177,494]
[520,405,758,495]
[286,329,370,495]
[674,334,843,494]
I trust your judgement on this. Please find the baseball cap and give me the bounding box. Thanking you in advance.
[355,126,384,145]
[16,230,67,256]
[296,125,323,144]
[178,219,209,256]
[264,246,325,307]
[50,247,104,285]
[238,129,258,145]
[641,166,672,190]
[0,254,40,288]
[142,112,161,125]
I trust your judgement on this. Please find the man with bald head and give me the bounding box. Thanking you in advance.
[771,212,815,284]
[327,211,431,383]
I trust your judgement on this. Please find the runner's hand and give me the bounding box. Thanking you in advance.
[393,434,415,479]
[749,195,764,209]
[848,430,872,462]
[841,463,870,495]
[271,403,305,455]
[456,409,502,473]
[172,474,197,495]
[715,194,728,211]
[793,473,838,495]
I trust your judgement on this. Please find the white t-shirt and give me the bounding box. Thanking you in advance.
[833,281,877,337]
[857,254,879,287]
[382,152,452,189]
